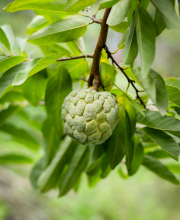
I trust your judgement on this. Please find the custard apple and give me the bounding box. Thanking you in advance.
[61,89,119,145]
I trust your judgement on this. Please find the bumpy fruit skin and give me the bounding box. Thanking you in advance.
[61,89,119,145]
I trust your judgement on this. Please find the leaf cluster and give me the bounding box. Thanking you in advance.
[0,0,180,196]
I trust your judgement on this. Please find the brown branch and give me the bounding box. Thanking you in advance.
[88,7,102,24]
[57,55,93,61]
[88,8,111,90]
[102,45,146,109]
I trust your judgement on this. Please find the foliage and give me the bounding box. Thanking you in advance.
[0,0,180,197]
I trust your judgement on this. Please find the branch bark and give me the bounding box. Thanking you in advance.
[88,8,111,90]
[57,55,93,61]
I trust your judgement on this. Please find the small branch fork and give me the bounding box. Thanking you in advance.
[102,45,146,109]
[88,7,102,24]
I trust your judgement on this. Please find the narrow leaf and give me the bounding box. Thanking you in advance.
[107,0,131,26]
[60,145,90,196]
[4,0,57,12]
[0,56,26,74]
[0,105,22,127]
[106,105,128,169]
[128,135,143,176]
[42,118,60,166]
[0,27,10,51]
[100,62,117,91]
[0,123,40,151]
[142,155,179,184]
[0,154,33,164]
[38,138,77,192]
[154,9,166,36]
[100,0,119,10]
[12,53,63,86]
[65,0,97,12]
[137,110,180,139]
[22,70,47,106]
[45,63,72,134]
[142,127,180,161]
[0,62,30,98]
[122,13,138,65]
[28,19,87,45]
[135,5,156,77]
[133,68,169,115]
[26,16,49,35]
[151,0,180,29]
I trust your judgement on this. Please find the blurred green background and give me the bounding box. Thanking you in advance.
[0,1,180,220]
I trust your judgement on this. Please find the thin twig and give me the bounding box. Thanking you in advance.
[80,77,88,82]
[57,55,93,61]
[102,45,146,109]
[88,7,102,24]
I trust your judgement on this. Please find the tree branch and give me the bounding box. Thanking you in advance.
[57,55,93,61]
[102,45,146,109]
[88,7,102,24]
[88,8,111,90]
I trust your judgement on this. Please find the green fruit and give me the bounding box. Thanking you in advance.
[61,89,119,145]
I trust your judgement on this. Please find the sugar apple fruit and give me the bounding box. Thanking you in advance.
[61,88,119,145]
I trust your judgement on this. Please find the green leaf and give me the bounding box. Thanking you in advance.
[59,145,90,196]
[63,59,88,80]
[110,20,129,33]
[165,77,180,88]
[30,158,46,189]
[0,25,16,55]
[0,91,25,104]
[142,155,179,184]
[0,105,22,127]
[142,127,180,161]
[65,0,97,12]
[22,70,47,106]
[166,85,180,108]
[122,13,138,65]
[45,63,72,134]
[106,105,132,169]
[0,27,10,51]
[154,9,166,36]
[133,68,169,115]
[141,0,150,8]
[118,28,129,49]
[38,138,77,192]
[128,136,144,176]
[151,0,180,29]
[114,86,145,116]
[4,0,58,12]
[28,19,87,45]
[100,154,111,178]
[0,61,30,98]
[0,153,33,164]
[12,53,63,86]
[86,144,104,174]
[16,37,27,54]
[100,62,117,91]
[137,110,180,139]
[99,0,119,10]
[0,56,26,74]
[107,0,131,26]
[26,16,49,35]
[42,118,60,166]
[135,5,156,78]
[0,123,40,151]
[147,150,171,159]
